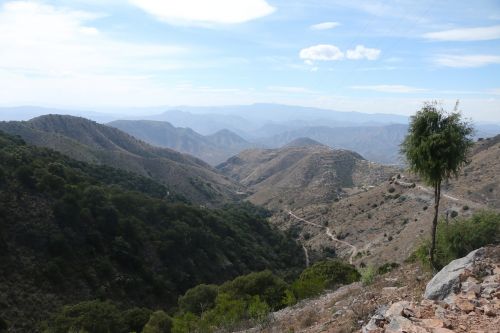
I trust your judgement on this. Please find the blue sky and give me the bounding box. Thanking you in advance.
[0,0,499,121]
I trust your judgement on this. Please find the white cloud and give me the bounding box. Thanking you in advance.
[351,85,426,93]
[346,45,381,60]
[299,44,344,61]
[128,0,275,26]
[310,21,340,30]
[423,25,500,41]
[0,1,186,77]
[434,54,500,68]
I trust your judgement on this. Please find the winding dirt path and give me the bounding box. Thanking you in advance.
[288,211,358,265]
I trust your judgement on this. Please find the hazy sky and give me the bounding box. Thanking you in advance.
[0,0,500,121]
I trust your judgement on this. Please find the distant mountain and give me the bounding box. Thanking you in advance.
[108,120,254,165]
[257,124,409,165]
[144,109,257,136]
[165,103,410,124]
[0,115,244,204]
[217,145,398,209]
[283,137,326,148]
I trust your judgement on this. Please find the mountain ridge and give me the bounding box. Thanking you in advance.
[0,115,243,204]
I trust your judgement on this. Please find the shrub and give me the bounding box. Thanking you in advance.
[220,271,288,310]
[377,262,399,275]
[122,307,152,333]
[462,205,469,211]
[142,310,172,333]
[178,284,218,315]
[413,211,500,269]
[388,187,396,193]
[360,266,376,285]
[292,260,360,300]
[44,300,125,333]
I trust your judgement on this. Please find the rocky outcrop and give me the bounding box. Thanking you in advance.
[424,247,485,300]
[363,246,500,333]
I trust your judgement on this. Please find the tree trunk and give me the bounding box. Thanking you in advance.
[429,181,441,268]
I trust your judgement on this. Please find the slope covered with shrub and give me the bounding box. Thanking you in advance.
[412,211,500,269]
[0,131,303,332]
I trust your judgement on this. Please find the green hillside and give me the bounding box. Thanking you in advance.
[0,131,303,332]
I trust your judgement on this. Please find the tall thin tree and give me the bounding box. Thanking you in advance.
[401,101,473,268]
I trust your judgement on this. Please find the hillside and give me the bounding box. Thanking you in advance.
[0,131,304,332]
[217,144,399,209]
[270,137,500,266]
[446,134,500,208]
[108,119,253,165]
[257,124,408,165]
[0,115,244,204]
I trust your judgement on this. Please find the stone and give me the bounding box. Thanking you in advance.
[385,301,410,318]
[434,328,456,333]
[424,248,485,301]
[420,318,443,328]
[461,280,481,295]
[484,305,496,317]
[382,287,398,295]
[456,299,475,313]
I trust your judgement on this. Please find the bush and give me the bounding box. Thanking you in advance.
[388,187,396,193]
[360,266,376,285]
[142,310,172,333]
[377,262,399,275]
[413,211,500,269]
[178,284,218,315]
[44,300,125,333]
[292,260,360,300]
[220,270,288,310]
[122,307,152,333]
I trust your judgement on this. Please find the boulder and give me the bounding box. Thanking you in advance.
[424,248,485,301]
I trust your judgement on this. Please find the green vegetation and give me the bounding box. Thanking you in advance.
[290,260,360,300]
[401,101,473,267]
[412,211,500,269]
[0,131,303,331]
[167,260,360,332]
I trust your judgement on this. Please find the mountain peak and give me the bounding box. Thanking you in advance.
[283,137,326,148]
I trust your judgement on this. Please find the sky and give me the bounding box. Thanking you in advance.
[0,0,499,121]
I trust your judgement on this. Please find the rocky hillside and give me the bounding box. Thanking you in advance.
[217,144,399,209]
[244,246,499,333]
[0,115,244,204]
[446,134,500,209]
[270,137,500,267]
[108,120,254,165]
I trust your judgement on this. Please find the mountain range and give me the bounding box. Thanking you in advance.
[108,120,254,165]
[217,140,399,209]
[0,115,243,204]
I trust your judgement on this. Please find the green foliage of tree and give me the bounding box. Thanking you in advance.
[178,284,219,315]
[220,270,288,310]
[0,130,304,331]
[43,300,126,333]
[414,211,500,269]
[122,307,153,333]
[142,311,172,333]
[401,101,473,267]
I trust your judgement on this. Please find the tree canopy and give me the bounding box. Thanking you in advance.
[401,101,474,186]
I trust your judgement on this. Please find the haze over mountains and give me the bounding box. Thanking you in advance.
[2,104,499,166]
